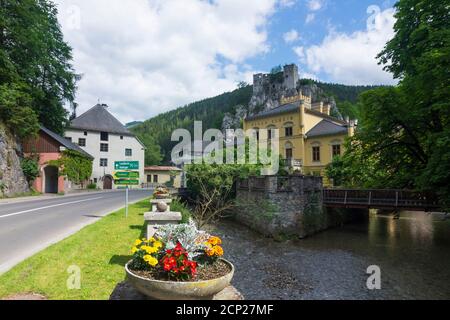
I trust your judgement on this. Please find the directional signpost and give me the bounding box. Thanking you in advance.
[114,161,140,218]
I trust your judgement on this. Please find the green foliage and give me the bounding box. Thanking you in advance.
[0,83,39,138]
[0,0,78,135]
[171,199,192,223]
[186,161,262,227]
[21,156,40,184]
[131,85,253,164]
[325,156,345,187]
[49,150,93,187]
[136,133,163,165]
[342,0,450,207]
[87,183,97,190]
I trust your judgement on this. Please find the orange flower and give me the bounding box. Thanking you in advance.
[214,245,224,256]
[206,248,215,257]
[208,236,222,246]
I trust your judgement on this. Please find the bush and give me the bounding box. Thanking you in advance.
[171,199,192,223]
[21,156,39,184]
[87,183,97,190]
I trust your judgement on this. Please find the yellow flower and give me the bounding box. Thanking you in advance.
[204,241,212,248]
[145,246,158,254]
[214,245,224,256]
[143,255,158,267]
[208,236,222,246]
[131,246,138,254]
[153,241,163,249]
[134,239,142,246]
[149,237,156,242]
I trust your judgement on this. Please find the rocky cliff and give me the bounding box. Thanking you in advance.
[0,123,30,197]
[222,77,343,130]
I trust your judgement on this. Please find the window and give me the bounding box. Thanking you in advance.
[94,178,98,183]
[285,126,293,137]
[78,138,86,147]
[312,146,321,162]
[256,131,259,141]
[120,136,123,140]
[100,143,109,152]
[153,175,158,183]
[100,158,108,167]
[147,175,152,183]
[84,131,88,136]
[332,144,341,157]
[125,148,132,156]
[100,132,109,141]
[65,137,72,142]
[286,148,293,159]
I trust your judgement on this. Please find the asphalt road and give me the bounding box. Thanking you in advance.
[0,190,151,274]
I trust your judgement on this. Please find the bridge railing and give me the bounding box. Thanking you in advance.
[323,189,440,209]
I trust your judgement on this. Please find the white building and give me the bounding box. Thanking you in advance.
[65,104,145,189]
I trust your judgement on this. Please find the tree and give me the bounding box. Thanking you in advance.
[136,133,163,165]
[186,163,260,228]
[345,0,450,207]
[49,150,93,188]
[0,0,78,135]
[0,83,39,138]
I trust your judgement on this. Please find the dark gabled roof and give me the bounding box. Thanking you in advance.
[40,126,94,159]
[245,102,299,121]
[306,120,348,138]
[69,104,134,136]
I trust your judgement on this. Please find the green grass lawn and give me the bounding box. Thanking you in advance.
[0,198,151,300]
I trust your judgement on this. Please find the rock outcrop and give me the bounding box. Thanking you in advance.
[221,64,344,130]
[0,123,29,197]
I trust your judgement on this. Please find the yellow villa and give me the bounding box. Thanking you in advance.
[243,94,355,185]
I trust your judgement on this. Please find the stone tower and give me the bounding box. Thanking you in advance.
[283,64,299,90]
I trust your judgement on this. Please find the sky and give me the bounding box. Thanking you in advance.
[55,0,398,123]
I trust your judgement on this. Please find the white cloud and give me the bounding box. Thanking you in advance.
[307,0,323,11]
[296,7,397,85]
[55,0,279,122]
[283,29,300,43]
[305,13,315,24]
[279,0,296,7]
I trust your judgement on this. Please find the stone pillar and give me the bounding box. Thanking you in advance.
[144,211,182,239]
[144,198,181,238]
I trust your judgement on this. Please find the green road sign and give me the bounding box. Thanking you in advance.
[115,179,140,186]
[114,171,139,179]
[114,161,139,170]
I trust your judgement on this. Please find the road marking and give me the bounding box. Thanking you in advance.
[0,197,104,219]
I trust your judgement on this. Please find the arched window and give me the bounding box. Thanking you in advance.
[285,141,293,159]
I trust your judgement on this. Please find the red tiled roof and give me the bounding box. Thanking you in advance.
[144,166,182,171]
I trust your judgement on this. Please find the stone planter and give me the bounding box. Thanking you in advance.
[125,259,235,300]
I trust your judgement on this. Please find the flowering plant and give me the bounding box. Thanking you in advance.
[129,223,225,281]
[153,186,170,198]
[129,237,163,270]
[161,242,197,281]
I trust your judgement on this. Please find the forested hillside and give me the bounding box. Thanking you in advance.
[132,80,380,165]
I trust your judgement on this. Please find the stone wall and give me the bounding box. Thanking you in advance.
[234,175,366,239]
[0,123,30,197]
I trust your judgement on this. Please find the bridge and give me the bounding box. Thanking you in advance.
[323,189,441,211]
